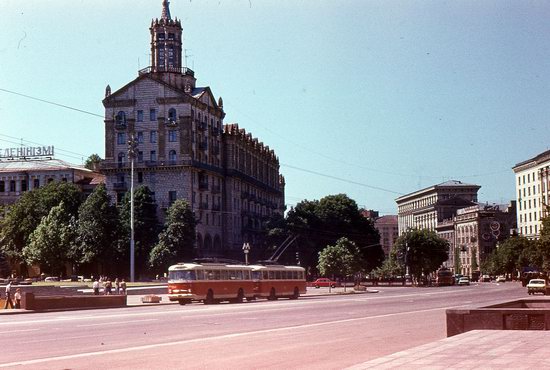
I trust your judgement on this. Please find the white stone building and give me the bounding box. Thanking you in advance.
[512,149,550,239]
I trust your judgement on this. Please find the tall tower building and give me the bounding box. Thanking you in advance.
[101,1,285,259]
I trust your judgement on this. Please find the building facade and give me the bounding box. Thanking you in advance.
[0,153,103,208]
[512,149,550,239]
[374,215,398,257]
[396,180,481,235]
[101,1,285,257]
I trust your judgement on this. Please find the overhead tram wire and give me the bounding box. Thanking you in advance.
[1,87,509,182]
[281,163,403,196]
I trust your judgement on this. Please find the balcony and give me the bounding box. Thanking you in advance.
[212,203,221,211]
[198,141,208,151]
[165,119,178,127]
[115,123,127,130]
[199,202,209,210]
[198,181,209,190]
[138,66,195,77]
[211,184,221,194]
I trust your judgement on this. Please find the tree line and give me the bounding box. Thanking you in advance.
[0,182,196,279]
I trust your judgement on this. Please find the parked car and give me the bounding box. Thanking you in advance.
[312,278,337,288]
[44,276,59,282]
[481,275,491,282]
[457,277,470,286]
[496,276,506,283]
[527,279,547,295]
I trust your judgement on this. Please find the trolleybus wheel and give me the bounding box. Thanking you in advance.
[290,287,299,300]
[204,289,214,304]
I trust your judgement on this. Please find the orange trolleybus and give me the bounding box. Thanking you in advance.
[168,262,255,305]
[167,262,307,304]
[250,264,307,300]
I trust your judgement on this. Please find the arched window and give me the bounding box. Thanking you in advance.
[115,111,126,126]
[168,150,177,164]
[168,108,177,122]
[117,152,125,168]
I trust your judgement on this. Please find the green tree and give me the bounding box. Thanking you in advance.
[0,182,82,271]
[285,194,382,274]
[84,153,103,170]
[149,199,197,272]
[73,184,122,275]
[393,229,448,285]
[471,247,478,271]
[317,237,364,290]
[492,236,533,275]
[119,186,159,278]
[22,202,77,277]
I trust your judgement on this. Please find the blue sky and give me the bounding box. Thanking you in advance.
[1,0,549,215]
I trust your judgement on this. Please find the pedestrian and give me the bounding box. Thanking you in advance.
[105,280,112,295]
[13,288,21,309]
[92,279,100,295]
[115,278,120,295]
[120,279,127,295]
[4,281,13,309]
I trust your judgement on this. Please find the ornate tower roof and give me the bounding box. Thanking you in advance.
[161,0,171,21]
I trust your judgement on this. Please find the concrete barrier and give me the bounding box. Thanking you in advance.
[23,292,127,311]
[447,298,550,337]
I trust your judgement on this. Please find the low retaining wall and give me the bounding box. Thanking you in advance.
[447,298,550,337]
[23,292,127,311]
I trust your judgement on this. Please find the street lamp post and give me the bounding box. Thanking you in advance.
[242,242,251,265]
[128,135,138,282]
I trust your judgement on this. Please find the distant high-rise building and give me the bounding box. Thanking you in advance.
[101,1,285,258]
[512,149,550,239]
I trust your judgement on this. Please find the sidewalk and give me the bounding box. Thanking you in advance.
[347,330,550,369]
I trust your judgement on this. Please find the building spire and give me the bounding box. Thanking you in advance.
[162,0,171,21]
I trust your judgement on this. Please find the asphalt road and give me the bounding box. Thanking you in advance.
[0,282,527,369]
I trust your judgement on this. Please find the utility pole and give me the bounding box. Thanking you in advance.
[128,135,138,282]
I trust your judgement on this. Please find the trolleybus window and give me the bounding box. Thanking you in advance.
[169,270,196,281]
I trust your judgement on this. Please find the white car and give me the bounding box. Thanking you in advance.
[457,277,470,286]
[496,276,506,283]
[527,279,547,295]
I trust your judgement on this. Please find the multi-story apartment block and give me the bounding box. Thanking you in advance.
[452,202,516,276]
[374,215,398,257]
[512,149,550,239]
[101,1,285,257]
[396,180,480,235]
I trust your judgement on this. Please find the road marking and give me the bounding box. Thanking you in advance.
[0,328,39,334]
[77,318,158,327]
[0,304,470,368]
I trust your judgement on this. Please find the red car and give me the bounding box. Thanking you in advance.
[313,278,337,288]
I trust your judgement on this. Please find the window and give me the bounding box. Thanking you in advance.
[150,150,157,162]
[0,181,4,192]
[115,111,126,126]
[138,172,143,183]
[169,191,177,205]
[169,150,177,163]
[21,180,27,191]
[118,152,125,168]
[33,178,39,189]
[150,109,157,121]
[10,180,16,192]
[137,110,144,122]
[158,33,165,40]
[168,130,177,142]
[117,132,126,145]
[150,131,157,143]
[137,151,143,162]
[137,131,144,143]
[168,108,177,122]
